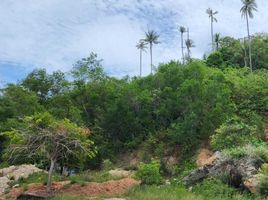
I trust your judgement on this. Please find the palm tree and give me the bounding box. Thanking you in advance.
[144,30,160,74]
[185,39,195,61]
[179,26,186,64]
[136,40,147,77]
[240,0,257,72]
[206,8,218,52]
[214,33,221,51]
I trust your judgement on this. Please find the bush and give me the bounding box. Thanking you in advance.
[136,160,163,185]
[193,178,235,199]
[211,117,260,150]
[223,143,268,162]
[102,159,113,170]
[258,163,268,196]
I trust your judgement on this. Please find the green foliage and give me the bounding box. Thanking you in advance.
[258,163,268,196]
[206,51,224,68]
[136,160,163,185]
[193,178,235,199]
[223,143,268,162]
[211,117,261,150]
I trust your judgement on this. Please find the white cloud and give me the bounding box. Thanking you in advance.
[0,0,267,80]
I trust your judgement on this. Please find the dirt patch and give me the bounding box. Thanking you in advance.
[196,148,214,167]
[3,178,139,199]
[63,178,140,197]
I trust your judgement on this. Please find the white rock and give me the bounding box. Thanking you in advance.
[0,177,10,195]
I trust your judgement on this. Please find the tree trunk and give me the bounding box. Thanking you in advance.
[211,17,214,52]
[150,43,153,74]
[246,13,253,72]
[47,158,56,194]
[181,32,184,64]
[140,49,142,77]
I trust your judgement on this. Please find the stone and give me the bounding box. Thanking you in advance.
[108,169,134,178]
[0,176,10,195]
[183,152,263,190]
[244,175,260,194]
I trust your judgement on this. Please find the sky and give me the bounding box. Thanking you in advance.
[0,0,267,85]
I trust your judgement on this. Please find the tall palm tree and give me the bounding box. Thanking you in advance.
[179,26,186,64]
[136,40,147,77]
[240,0,257,72]
[144,30,160,74]
[206,8,218,52]
[185,39,195,61]
[214,33,221,51]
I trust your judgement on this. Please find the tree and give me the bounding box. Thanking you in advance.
[185,39,195,61]
[240,0,258,71]
[136,40,147,76]
[179,26,187,64]
[215,33,221,51]
[206,8,218,52]
[71,52,105,85]
[2,112,95,194]
[143,30,160,74]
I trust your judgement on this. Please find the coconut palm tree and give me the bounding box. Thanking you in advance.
[240,0,257,72]
[143,30,160,74]
[179,26,186,64]
[206,8,218,51]
[136,40,147,77]
[214,33,221,51]
[185,38,195,62]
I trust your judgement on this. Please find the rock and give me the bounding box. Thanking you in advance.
[183,166,209,186]
[108,169,134,178]
[12,184,20,188]
[183,152,263,190]
[244,175,260,194]
[0,176,10,195]
[0,164,43,181]
[196,148,214,167]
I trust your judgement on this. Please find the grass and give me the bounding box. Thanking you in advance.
[68,170,124,185]
[125,184,264,200]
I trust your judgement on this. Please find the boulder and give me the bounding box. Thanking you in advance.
[0,176,10,195]
[108,169,134,178]
[183,151,263,190]
[244,175,260,194]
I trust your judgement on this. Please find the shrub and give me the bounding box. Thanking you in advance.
[136,160,163,185]
[258,163,268,196]
[211,117,260,150]
[102,159,113,170]
[193,178,235,199]
[223,143,268,162]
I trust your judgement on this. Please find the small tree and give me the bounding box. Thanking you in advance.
[2,112,95,194]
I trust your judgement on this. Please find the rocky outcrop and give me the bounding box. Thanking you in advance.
[183,152,263,192]
[108,169,134,178]
[0,165,43,196]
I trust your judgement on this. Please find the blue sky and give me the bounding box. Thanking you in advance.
[0,0,267,85]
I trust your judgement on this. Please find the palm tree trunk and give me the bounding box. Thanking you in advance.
[246,13,253,72]
[150,43,153,74]
[47,158,56,194]
[140,49,142,77]
[181,32,184,64]
[211,17,214,52]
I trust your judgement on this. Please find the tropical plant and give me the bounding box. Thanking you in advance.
[179,26,187,64]
[144,30,160,74]
[185,39,195,61]
[215,33,221,50]
[136,40,147,76]
[206,8,218,51]
[240,0,258,71]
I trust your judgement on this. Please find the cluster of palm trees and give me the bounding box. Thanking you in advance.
[136,30,160,76]
[207,0,257,71]
[136,0,257,76]
[179,27,195,64]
